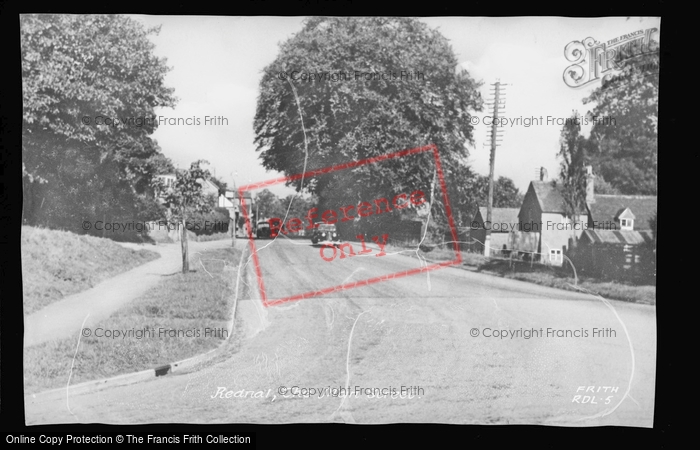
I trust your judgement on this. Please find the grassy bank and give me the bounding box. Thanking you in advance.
[387,243,655,305]
[21,226,160,315]
[24,246,244,394]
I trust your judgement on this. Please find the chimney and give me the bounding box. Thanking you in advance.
[539,167,548,181]
[585,165,595,204]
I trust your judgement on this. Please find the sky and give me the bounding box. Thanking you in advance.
[130,16,660,198]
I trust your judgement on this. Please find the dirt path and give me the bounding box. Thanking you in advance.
[23,240,233,348]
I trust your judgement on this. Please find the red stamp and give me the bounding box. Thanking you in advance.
[238,144,461,307]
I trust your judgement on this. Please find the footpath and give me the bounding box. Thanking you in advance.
[24,240,233,348]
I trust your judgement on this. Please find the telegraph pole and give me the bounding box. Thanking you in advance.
[484,80,507,257]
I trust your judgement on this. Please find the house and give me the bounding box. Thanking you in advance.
[511,165,657,272]
[218,190,255,234]
[155,173,222,201]
[511,175,589,266]
[200,178,222,198]
[218,190,254,216]
[572,192,657,281]
[155,173,177,192]
[471,207,520,255]
[586,194,657,233]
[573,229,655,281]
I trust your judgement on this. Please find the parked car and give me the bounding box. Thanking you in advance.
[268,218,282,238]
[311,223,340,245]
[256,220,271,239]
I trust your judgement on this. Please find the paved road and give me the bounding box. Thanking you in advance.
[24,239,232,348]
[25,237,656,426]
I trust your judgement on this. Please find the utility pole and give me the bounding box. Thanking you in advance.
[484,80,507,257]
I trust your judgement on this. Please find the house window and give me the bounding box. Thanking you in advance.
[620,218,633,230]
[549,249,562,263]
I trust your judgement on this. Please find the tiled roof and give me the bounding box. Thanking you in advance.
[477,207,520,225]
[530,180,568,213]
[581,229,654,245]
[588,195,657,230]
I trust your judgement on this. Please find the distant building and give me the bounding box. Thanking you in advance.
[574,229,655,281]
[155,173,177,191]
[471,207,520,255]
[511,166,657,272]
[155,173,221,201]
[512,177,588,265]
[574,192,657,281]
[586,194,657,233]
[218,190,255,234]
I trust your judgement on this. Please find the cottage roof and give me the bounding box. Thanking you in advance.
[529,180,568,213]
[477,207,520,225]
[588,195,657,230]
[581,229,654,245]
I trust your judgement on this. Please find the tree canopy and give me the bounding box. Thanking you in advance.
[21,14,177,234]
[582,39,659,195]
[439,162,523,228]
[254,17,483,217]
[558,111,589,218]
[156,160,213,273]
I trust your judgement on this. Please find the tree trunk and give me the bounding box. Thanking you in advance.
[181,218,189,274]
[22,177,38,225]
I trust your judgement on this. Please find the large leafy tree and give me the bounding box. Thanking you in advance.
[280,194,317,222]
[439,162,523,228]
[254,189,287,221]
[491,177,524,209]
[254,17,483,225]
[21,14,177,232]
[583,38,659,195]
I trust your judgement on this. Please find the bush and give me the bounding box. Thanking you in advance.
[187,207,231,236]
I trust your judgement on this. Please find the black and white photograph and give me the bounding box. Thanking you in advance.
[20,15,658,428]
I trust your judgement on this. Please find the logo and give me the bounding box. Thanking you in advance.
[563,27,658,88]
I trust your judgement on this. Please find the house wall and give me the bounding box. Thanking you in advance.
[218,194,236,209]
[471,230,512,254]
[539,212,587,265]
[509,231,540,257]
[201,180,220,197]
[489,233,511,255]
[472,226,486,253]
[568,242,655,282]
[472,209,517,254]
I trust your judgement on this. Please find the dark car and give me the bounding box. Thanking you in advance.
[311,223,340,245]
[256,220,271,239]
[268,218,282,238]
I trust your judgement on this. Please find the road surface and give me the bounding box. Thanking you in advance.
[25,237,656,426]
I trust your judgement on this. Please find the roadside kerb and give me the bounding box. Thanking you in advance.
[26,243,250,403]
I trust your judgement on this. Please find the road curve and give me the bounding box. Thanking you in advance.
[25,237,655,426]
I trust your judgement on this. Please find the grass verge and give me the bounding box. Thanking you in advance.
[22,226,160,315]
[194,232,233,242]
[386,242,655,305]
[24,245,244,394]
